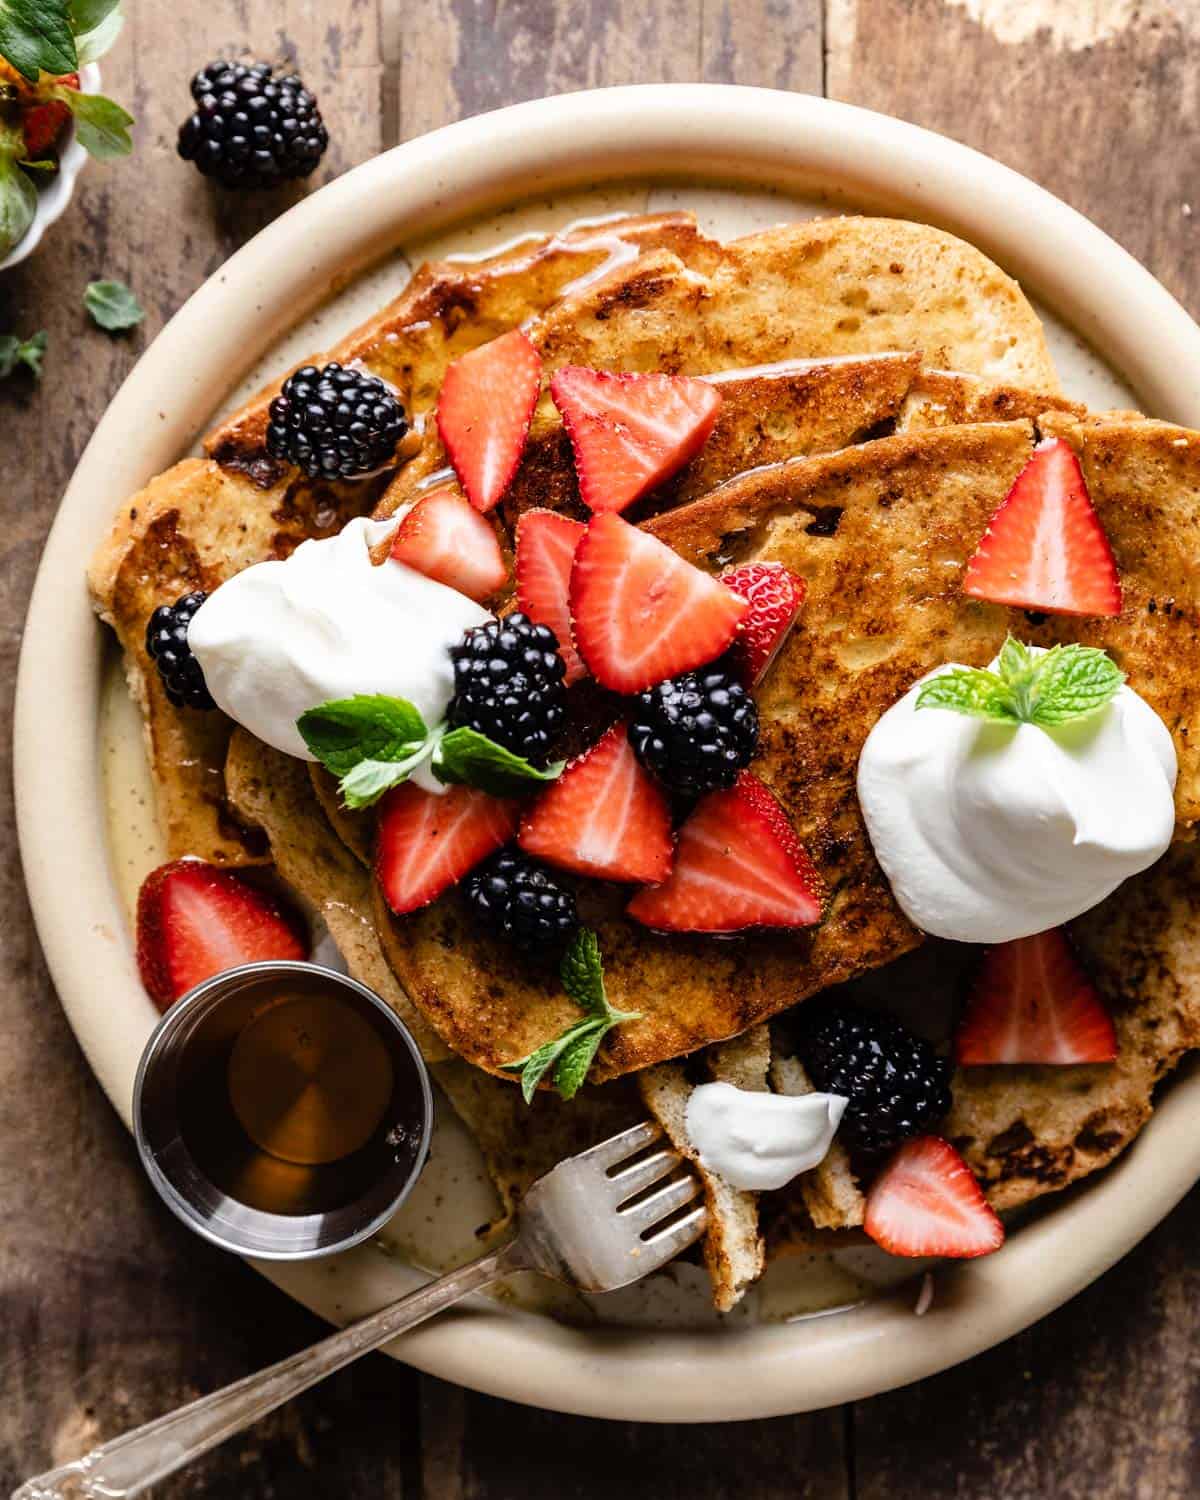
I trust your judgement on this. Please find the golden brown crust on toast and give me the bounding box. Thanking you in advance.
[89,459,385,864]
[897,368,1085,432]
[207,213,715,483]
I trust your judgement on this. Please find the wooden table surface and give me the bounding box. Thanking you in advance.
[3,3,1199,1495]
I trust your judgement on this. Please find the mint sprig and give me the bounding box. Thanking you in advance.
[0,328,46,378]
[915,637,1125,728]
[501,929,641,1102]
[84,277,142,331]
[298,693,563,809]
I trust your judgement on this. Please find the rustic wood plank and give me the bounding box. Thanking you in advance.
[0,5,413,1496]
[829,3,1200,1496]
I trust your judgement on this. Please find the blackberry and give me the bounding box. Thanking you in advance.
[629,659,758,797]
[266,362,407,480]
[177,61,328,189]
[448,614,567,765]
[463,848,579,953]
[795,1003,951,1154]
[145,592,216,711]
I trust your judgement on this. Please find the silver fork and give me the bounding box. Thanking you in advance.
[11,1122,704,1500]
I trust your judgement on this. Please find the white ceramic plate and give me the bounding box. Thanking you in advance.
[16,85,1200,1422]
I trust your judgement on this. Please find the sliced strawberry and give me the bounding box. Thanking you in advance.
[519,722,673,883]
[376,782,519,915]
[626,770,823,933]
[956,928,1118,1065]
[436,329,542,513]
[864,1136,1005,1259]
[570,513,747,694]
[720,561,806,685]
[136,860,308,1012]
[515,508,587,685]
[21,73,78,159]
[390,483,508,602]
[550,366,723,514]
[963,438,1121,617]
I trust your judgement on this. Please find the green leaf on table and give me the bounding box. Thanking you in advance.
[501,930,641,1102]
[0,329,46,378]
[0,147,37,260]
[84,277,143,331]
[432,726,564,798]
[0,0,76,81]
[57,86,132,158]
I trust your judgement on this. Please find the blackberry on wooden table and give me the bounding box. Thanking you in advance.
[177,61,329,189]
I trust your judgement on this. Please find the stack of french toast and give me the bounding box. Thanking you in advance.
[90,209,1200,1311]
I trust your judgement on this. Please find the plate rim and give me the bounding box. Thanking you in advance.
[16,82,1200,1422]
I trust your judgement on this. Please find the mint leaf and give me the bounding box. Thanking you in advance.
[299,694,430,776]
[338,746,434,810]
[433,726,564,798]
[915,667,1018,723]
[57,87,132,158]
[502,930,641,1101]
[553,1020,609,1101]
[0,0,77,81]
[0,329,46,377]
[915,637,1124,731]
[84,277,142,331]
[560,926,607,1017]
[1027,643,1125,726]
[0,145,37,259]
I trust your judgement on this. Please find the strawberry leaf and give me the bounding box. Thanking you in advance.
[56,85,131,158]
[0,146,37,260]
[84,277,143,331]
[0,0,76,81]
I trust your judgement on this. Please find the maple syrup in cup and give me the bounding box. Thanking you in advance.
[133,962,432,1258]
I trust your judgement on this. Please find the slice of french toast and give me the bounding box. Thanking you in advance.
[377,214,1061,526]
[89,214,705,865]
[376,412,1200,1081]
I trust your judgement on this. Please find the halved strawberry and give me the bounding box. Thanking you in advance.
[550,366,722,514]
[21,72,78,159]
[864,1136,1005,1259]
[436,329,542,513]
[626,770,823,933]
[956,928,1118,1065]
[390,483,508,602]
[519,722,673,883]
[515,508,587,684]
[570,513,747,694]
[720,561,806,685]
[376,782,519,915]
[136,860,308,1012]
[963,438,1122,616]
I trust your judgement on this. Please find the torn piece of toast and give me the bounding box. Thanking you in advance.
[90,217,702,866]
[639,1026,771,1312]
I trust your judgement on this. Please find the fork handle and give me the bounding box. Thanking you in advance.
[10,1242,527,1500]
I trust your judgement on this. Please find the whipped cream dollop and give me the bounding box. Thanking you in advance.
[188,517,489,792]
[857,656,1178,944]
[684,1082,847,1191]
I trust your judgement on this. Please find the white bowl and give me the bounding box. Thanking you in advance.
[0,61,101,272]
[15,85,1200,1422]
